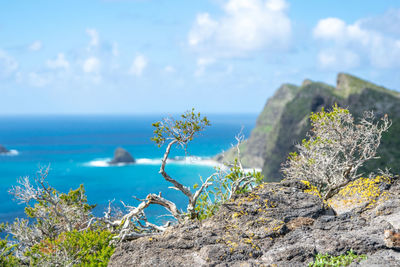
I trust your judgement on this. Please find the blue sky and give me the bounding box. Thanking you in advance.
[1,0,400,114]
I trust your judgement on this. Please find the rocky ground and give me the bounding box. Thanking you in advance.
[108,176,400,266]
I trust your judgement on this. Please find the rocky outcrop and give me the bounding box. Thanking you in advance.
[108,176,400,266]
[0,145,9,154]
[109,147,135,165]
[222,73,400,182]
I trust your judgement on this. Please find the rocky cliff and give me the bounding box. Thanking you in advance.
[223,73,400,182]
[108,176,400,266]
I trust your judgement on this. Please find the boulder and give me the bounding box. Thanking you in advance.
[109,147,135,165]
[0,145,9,154]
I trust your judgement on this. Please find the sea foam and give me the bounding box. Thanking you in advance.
[85,156,222,168]
[0,149,19,156]
[84,156,261,172]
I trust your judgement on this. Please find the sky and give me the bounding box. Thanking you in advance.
[1,0,400,114]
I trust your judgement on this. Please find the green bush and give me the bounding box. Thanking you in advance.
[26,229,115,267]
[5,171,115,266]
[195,158,263,220]
[309,250,367,267]
[0,224,20,267]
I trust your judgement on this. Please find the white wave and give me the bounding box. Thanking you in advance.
[133,157,219,166]
[173,157,223,168]
[84,158,111,167]
[84,156,261,172]
[1,149,19,156]
[85,156,222,168]
[135,158,162,165]
[85,157,139,167]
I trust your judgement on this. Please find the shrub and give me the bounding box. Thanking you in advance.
[282,104,390,200]
[4,166,115,266]
[25,229,115,267]
[0,224,20,266]
[8,167,95,254]
[309,249,367,267]
[195,158,263,220]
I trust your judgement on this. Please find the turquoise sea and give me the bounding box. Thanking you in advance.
[0,114,256,223]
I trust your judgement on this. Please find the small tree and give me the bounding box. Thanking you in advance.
[282,104,391,200]
[151,108,213,219]
[3,108,263,265]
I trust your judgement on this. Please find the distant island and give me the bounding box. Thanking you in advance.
[0,145,9,154]
[109,147,135,165]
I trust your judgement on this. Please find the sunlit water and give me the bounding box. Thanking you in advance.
[0,114,256,223]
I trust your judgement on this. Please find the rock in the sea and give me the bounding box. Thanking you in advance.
[109,147,135,165]
[0,145,9,154]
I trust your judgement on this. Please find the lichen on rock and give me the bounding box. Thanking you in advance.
[108,176,400,266]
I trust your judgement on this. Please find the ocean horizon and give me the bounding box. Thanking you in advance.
[0,114,257,223]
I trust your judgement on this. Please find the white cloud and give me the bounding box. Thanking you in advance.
[28,72,48,87]
[129,55,147,76]
[195,57,215,76]
[83,57,101,73]
[0,49,18,78]
[317,49,360,70]
[359,8,400,37]
[112,42,119,57]
[188,13,217,47]
[265,0,288,11]
[164,65,176,73]
[313,13,400,69]
[29,41,42,51]
[313,18,347,41]
[86,28,99,50]
[188,0,291,58]
[46,53,70,70]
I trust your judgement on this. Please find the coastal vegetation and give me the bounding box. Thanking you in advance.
[0,104,396,265]
[282,103,391,200]
[0,109,262,266]
[222,73,400,182]
[309,249,367,267]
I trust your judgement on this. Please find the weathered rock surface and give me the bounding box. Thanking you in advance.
[108,177,400,266]
[109,147,135,165]
[0,145,9,154]
[222,73,400,182]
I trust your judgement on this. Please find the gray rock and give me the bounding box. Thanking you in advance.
[108,177,400,266]
[109,147,135,165]
[0,145,9,154]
